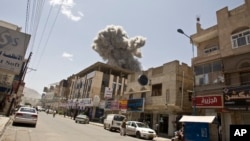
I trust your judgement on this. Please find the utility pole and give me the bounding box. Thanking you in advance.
[6,52,32,116]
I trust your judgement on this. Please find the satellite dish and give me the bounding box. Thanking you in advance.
[138,74,148,86]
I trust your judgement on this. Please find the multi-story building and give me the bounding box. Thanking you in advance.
[64,62,132,120]
[0,20,30,116]
[124,60,193,137]
[191,0,250,140]
[43,83,61,110]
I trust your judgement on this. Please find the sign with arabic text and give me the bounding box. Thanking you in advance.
[0,26,30,74]
[223,86,250,108]
[193,95,223,108]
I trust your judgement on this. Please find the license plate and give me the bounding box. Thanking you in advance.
[23,114,31,118]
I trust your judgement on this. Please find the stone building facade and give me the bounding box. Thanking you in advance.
[124,60,193,136]
[191,0,250,140]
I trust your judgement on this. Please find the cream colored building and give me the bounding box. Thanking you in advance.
[65,62,132,119]
[124,60,193,136]
[191,0,250,140]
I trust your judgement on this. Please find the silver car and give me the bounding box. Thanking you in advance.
[75,114,89,124]
[125,121,156,140]
[12,107,38,127]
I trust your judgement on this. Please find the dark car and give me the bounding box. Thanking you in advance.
[99,116,105,123]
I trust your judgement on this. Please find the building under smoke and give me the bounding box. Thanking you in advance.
[92,25,146,72]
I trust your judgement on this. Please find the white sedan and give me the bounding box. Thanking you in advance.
[125,121,156,140]
[12,107,38,127]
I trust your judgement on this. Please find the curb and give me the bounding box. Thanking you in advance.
[0,116,12,139]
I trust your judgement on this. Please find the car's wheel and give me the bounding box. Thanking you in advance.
[109,125,112,131]
[104,124,106,129]
[33,124,36,128]
[75,120,77,123]
[136,131,141,138]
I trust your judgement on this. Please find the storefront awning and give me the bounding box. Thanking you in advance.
[179,115,216,123]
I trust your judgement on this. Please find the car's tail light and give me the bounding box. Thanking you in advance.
[32,115,38,118]
[15,113,23,117]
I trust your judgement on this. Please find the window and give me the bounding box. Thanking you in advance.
[129,94,133,99]
[240,72,250,85]
[117,83,122,95]
[194,61,223,86]
[151,84,162,96]
[231,29,250,48]
[204,46,219,54]
[112,82,117,95]
[141,92,146,98]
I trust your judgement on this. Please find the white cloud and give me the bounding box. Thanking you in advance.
[62,52,73,61]
[49,0,83,21]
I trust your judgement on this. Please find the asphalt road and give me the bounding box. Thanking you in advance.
[0,112,154,141]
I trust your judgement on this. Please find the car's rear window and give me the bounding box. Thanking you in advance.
[114,115,125,121]
[20,108,36,113]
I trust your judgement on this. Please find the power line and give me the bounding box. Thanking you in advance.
[35,1,64,70]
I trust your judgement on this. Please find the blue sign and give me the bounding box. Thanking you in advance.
[127,98,144,112]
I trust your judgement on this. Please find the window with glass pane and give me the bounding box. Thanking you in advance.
[240,72,250,85]
[213,61,222,72]
[204,64,211,74]
[231,29,250,48]
[237,36,247,47]
[195,66,203,75]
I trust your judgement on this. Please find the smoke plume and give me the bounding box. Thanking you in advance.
[92,25,146,72]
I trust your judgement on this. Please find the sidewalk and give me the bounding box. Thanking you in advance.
[0,115,11,138]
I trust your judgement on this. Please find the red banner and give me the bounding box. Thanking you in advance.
[193,95,223,108]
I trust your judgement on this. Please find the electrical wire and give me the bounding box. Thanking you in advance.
[34,1,65,70]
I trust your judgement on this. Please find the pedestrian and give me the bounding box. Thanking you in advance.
[53,110,56,118]
[155,123,159,136]
[120,118,127,136]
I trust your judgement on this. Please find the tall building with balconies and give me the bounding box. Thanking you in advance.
[124,60,193,137]
[191,0,250,140]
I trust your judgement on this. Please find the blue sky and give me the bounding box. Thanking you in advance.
[0,0,245,94]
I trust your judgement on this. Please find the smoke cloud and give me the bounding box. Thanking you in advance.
[92,25,146,72]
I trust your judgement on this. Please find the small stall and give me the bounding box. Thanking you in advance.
[179,115,216,141]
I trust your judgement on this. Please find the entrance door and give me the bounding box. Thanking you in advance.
[159,115,169,134]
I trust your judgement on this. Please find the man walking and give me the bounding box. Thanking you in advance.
[120,118,127,136]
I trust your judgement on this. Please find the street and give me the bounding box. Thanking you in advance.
[1,112,156,141]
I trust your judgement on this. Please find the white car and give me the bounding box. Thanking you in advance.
[75,114,89,124]
[12,107,38,127]
[125,121,156,140]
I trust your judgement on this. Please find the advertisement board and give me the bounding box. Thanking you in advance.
[0,26,30,74]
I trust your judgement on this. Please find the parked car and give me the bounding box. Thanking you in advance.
[75,114,89,124]
[103,114,126,131]
[45,109,55,114]
[125,121,156,140]
[12,107,38,127]
[99,115,105,123]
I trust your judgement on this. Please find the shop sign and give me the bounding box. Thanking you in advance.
[0,26,30,74]
[104,87,113,99]
[127,98,144,112]
[105,100,119,110]
[119,100,128,110]
[193,95,223,108]
[223,85,250,108]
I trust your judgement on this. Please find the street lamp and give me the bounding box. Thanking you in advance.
[177,28,196,115]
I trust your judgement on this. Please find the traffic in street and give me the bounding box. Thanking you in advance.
[0,112,170,141]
